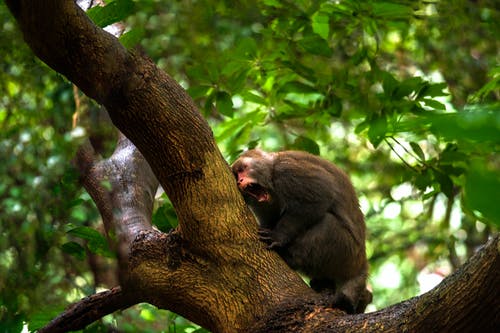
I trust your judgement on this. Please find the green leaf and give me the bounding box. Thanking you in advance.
[67,226,114,258]
[368,114,387,147]
[87,0,135,28]
[464,162,500,226]
[215,110,266,142]
[409,142,425,161]
[325,97,342,117]
[67,226,103,241]
[371,2,413,20]
[398,106,500,144]
[241,91,267,105]
[312,11,330,40]
[279,81,317,94]
[382,72,398,96]
[439,146,467,166]
[469,67,500,102]
[434,170,454,198]
[262,0,283,8]
[282,60,316,82]
[227,69,249,93]
[68,198,85,208]
[119,28,145,49]
[355,119,370,134]
[152,203,178,232]
[87,239,114,257]
[419,82,448,98]
[351,48,368,65]
[203,93,216,116]
[216,91,234,117]
[394,77,424,99]
[291,136,320,155]
[422,98,446,110]
[188,85,211,99]
[414,169,432,191]
[61,241,86,261]
[297,35,333,57]
[233,37,258,58]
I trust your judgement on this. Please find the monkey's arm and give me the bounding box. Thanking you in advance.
[258,209,321,249]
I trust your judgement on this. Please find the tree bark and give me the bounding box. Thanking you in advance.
[5,1,500,332]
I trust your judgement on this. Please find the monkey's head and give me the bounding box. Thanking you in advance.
[231,149,275,203]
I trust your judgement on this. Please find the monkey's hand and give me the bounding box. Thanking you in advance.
[258,227,287,250]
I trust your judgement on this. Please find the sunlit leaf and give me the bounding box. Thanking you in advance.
[241,91,267,105]
[422,98,446,110]
[87,0,135,28]
[312,11,330,40]
[464,162,500,226]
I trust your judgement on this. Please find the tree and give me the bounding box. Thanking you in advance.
[1,1,499,332]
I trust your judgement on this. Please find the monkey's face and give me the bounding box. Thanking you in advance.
[232,152,273,203]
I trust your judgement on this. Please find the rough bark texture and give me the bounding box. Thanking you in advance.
[5,1,500,332]
[38,287,135,333]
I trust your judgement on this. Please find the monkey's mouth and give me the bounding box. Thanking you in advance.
[243,183,270,202]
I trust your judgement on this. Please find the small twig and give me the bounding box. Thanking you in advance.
[384,137,419,172]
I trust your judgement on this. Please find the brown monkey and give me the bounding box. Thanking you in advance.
[232,149,371,313]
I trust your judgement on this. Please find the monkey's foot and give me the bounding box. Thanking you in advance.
[332,292,356,314]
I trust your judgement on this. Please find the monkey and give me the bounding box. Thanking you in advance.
[232,149,372,313]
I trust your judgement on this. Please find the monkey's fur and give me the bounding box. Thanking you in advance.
[232,149,371,313]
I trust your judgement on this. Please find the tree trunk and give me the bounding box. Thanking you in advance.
[5,1,499,332]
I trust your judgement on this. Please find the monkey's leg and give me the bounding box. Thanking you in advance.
[309,278,337,293]
[333,273,370,314]
[257,215,309,249]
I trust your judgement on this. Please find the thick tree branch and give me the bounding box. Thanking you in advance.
[74,133,157,278]
[73,141,113,233]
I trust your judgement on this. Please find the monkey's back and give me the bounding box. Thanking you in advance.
[272,151,367,283]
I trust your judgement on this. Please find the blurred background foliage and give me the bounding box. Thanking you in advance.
[1,0,498,332]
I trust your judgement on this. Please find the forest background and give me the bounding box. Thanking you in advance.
[0,0,498,332]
